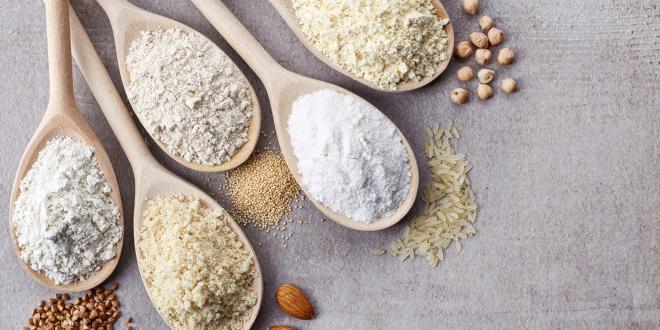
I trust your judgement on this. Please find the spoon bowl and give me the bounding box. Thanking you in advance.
[8,0,123,292]
[269,73,420,231]
[68,5,262,328]
[191,0,420,231]
[96,0,260,172]
[268,0,454,92]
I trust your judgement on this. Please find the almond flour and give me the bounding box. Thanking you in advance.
[291,0,450,90]
[139,195,257,330]
[126,27,254,166]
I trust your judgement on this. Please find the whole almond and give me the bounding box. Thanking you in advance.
[275,284,315,320]
[269,326,295,330]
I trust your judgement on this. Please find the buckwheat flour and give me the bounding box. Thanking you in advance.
[292,0,450,90]
[12,136,121,285]
[288,89,410,223]
[126,27,254,166]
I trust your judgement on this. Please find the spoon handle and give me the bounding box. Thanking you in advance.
[68,3,160,174]
[45,0,75,110]
[95,0,130,24]
[190,0,285,89]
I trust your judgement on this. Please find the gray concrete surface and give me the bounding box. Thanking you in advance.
[1,0,658,329]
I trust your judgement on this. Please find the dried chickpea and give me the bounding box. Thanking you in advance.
[451,88,469,104]
[479,16,494,30]
[470,32,489,49]
[475,49,492,65]
[477,84,493,100]
[488,28,505,46]
[497,48,515,65]
[455,41,474,59]
[501,78,517,93]
[462,0,479,15]
[477,68,495,84]
[457,66,474,81]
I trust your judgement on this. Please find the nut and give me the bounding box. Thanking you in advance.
[475,49,492,65]
[469,32,489,49]
[477,83,494,100]
[269,327,295,330]
[462,0,479,15]
[497,48,515,65]
[454,41,474,59]
[451,88,469,104]
[501,78,517,93]
[488,28,505,46]
[477,68,496,84]
[276,284,315,320]
[479,16,494,30]
[457,66,474,81]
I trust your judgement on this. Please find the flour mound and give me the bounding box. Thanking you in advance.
[126,27,254,166]
[288,89,410,223]
[12,136,121,285]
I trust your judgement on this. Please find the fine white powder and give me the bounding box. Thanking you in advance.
[288,89,410,223]
[12,136,121,285]
[126,28,254,166]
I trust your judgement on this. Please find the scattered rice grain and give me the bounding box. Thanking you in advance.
[380,122,478,267]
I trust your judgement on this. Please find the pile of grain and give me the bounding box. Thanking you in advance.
[376,122,478,267]
[139,195,257,330]
[20,283,133,329]
[224,153,300,229]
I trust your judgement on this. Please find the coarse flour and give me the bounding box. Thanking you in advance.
[126,28,253,166]
[292,0,450,90]
[12,136,121,285]
[288,89,410,223]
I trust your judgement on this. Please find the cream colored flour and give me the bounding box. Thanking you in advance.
[139,195,257,330]
[292,0,450,90]
[126,28,254,166]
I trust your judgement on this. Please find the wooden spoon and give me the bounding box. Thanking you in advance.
[191,0,420,231]
[268,0,454,92]
[95,0,261,172]
[8,0,124,292]
[67,4,262,328]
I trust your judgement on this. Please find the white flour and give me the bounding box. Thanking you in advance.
[288,89,410,223]
[126,28,254,166]
[12,136,121,285]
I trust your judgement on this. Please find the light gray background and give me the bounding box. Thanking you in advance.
[1,0,658,329]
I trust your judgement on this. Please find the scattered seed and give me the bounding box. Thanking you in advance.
[20,284,134,329]
[224,152,300,229]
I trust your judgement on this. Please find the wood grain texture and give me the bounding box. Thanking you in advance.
[7,0,124,292]
[67,5,262,329]
[95,0,261,173]
[191,0,420,231]
[0,0,658,329]
[268,0,455,92]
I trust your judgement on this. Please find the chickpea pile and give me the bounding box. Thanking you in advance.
[452,0,519,105]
